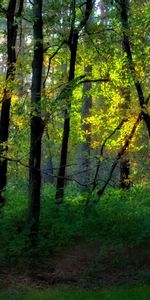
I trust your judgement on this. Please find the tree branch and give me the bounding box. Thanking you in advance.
[79,77,109,84]
[0,155,90,188]
[96,113,142,201]
[16,0,24,17]
[92,118,128,192]
[78,0,95,32]
[69,0,95,46]
[43,41,66,87]
[118,0,150,136]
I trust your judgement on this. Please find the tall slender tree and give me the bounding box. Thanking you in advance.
[80,65,92,190]
[0,0,24,205]
[120,78,131,189]
[28,0,44,243]
[118,0,150,136]
[56,0,94,203]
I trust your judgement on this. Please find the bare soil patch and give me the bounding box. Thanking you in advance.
[0,241,149,292]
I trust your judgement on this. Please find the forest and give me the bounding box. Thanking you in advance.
[0,0,150,299]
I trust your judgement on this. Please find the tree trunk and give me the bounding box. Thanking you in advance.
[0,0,24,205]
[120,90,131,189]
[28,0,43,244]
[80,65,92,191]
[120,156,130,188]
[118,0,150,187]
[55,0,94,203]
[119,0,150,136]
[55,29,78,203]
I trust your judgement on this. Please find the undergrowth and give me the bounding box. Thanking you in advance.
[0,181,149,264]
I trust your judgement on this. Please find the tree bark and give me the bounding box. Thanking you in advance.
[0,0,24,205]
[120,90,131,189]
[119,0,150,136]
[28,0,43,244]
[55,0,94,203]
[55,29,78,202]
[80,65,92,191]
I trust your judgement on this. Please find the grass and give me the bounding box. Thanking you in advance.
[1,286,150,300]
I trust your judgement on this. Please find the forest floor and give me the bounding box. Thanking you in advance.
[0,240,149,293]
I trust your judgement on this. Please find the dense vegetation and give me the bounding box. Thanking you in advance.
[0,184,149,288]
[0,184,149,260]
[0,0,149,294]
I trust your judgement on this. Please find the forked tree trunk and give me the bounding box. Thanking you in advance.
[56,0,94,203]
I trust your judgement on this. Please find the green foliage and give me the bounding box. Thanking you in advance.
[0,180,29,263]
[1,0,150,187]
[0,183,149,263]
[1,286,150,300]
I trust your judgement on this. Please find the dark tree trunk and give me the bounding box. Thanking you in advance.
[119,0,150,136]
[28,0,43,244]
[0,0,24,205]
[55,29,78,203]
[120,90,131,189]
[55,0,94,203]
[80,65,92,191]
[120,157,130,189]
[118,0,150,187]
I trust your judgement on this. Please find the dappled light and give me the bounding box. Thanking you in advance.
[0,0,149,297]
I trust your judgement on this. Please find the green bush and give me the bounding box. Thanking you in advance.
[0,182,149,262]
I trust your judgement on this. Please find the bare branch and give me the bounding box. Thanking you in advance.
[100,118,128,156]
[43,41,66,87]
[145,94,150,105]
[21,15,32,23]
[95,113,142,201]
[92,118,128,192]
[79,78,109,84]
[28,0,33,5]
[0,154,89,188]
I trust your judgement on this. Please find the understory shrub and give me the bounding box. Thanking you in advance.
[0,182,149,262]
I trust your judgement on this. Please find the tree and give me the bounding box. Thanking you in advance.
[0,0,24,205]
[28,0,44,243]
[80,65,92,191]
[56,0,95,203]
[0,0,149,212]
[118,0,150,136]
